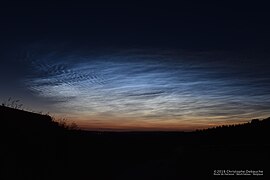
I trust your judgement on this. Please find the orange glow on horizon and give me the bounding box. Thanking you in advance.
[55,114,261,132]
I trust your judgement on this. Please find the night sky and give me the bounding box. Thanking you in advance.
[1,1,270,131]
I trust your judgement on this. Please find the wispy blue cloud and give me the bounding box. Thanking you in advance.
[23,49,270,130]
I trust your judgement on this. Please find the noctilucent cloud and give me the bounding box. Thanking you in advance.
[1,2,270,131]
[3,46,268,131]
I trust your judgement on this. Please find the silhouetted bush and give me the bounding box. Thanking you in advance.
[1,97,23,109]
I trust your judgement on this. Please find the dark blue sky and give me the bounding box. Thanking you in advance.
[1,1,270,130]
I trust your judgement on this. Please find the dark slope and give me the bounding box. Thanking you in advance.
[0,106,68,180]
[0,106,60,132]
[1,106,269,179]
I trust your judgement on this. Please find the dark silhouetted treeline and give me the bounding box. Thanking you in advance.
[1,105,269,179]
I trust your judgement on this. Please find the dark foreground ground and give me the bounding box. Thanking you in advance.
[1,105,269,179]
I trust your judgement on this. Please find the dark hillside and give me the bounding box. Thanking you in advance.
[1,106,269,179]
[1,106,68,180]
[1,106,61,132]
